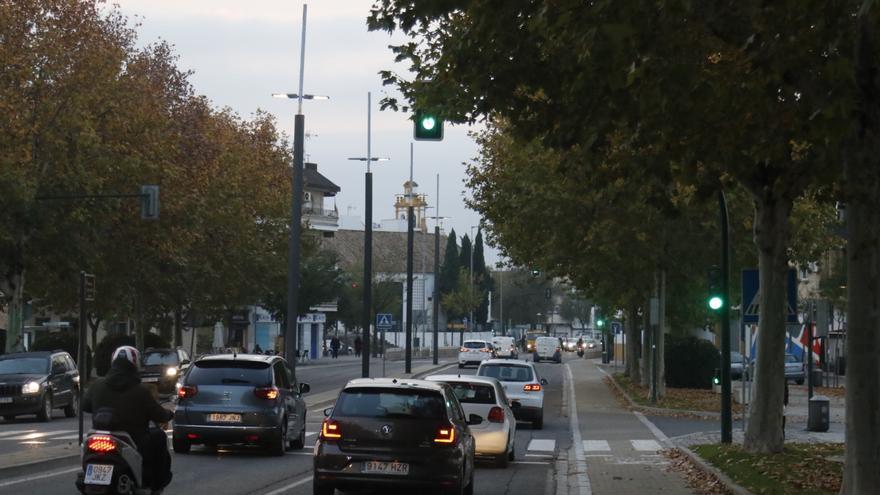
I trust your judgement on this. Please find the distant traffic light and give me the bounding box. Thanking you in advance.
[712,368,721,386]
[413,110,443,141]
[596,319,605,328]
[531,269,541,277]
[707,267,724,311]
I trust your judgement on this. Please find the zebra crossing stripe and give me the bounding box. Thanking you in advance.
[3,430,73,441]
[582,440,610,451]
[0,430,36,438]
[630,439,662,451]
[526,439,556,452]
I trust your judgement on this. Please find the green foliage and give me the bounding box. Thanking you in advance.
[31,331,78,361]
[94,332,170,377]
[664,334,719,390]
[441,268,482,321]
[439,228,459,295]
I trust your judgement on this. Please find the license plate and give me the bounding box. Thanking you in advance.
[0,397,12,404]
[362,461,409,475]
[84,464,114,485]
[142,377,159,383]
[207,413,242,423]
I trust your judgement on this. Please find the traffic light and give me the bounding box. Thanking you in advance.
[597,318,605,328]
[707,267,724,311]
[712,368,721,386]
[413,110,443,141]
[531,269,541,277]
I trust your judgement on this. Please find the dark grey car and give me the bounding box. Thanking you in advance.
[172,354,309,456]
[0,351,79,422]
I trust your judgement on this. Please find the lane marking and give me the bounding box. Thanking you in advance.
[286,451,313,456]
[3,430,73,441]
[0,430,36,438]
[262,475,312,495]
[632,411,672,448]
[0,466,81,488]
[582,440,610,452]
[631,439,662,451]
[527,439,556,452]
[512,460,551,465]
[525,453,554,458]
[564,363,592,495]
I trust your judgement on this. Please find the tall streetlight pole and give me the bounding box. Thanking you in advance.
[718,189,732,443]
[469,225,477,342]
[405,143,416,373]
[431,175,441,364]
[348,92,389,378]
[271,3,328,369]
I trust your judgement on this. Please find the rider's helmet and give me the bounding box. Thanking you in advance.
[111,345,141,371]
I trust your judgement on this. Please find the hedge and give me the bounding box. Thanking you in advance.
[664,334,719,389]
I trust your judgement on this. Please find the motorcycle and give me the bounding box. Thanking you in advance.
[576,342,585,357]
[76,409,166,495]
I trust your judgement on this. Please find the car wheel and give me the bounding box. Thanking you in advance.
[36,394,53,422]
[290,416,306,449]
[172,435,191,454]
[508,442,515,461]
[796,378,804,385]
[496,450,509,468]
[463,464,475,495]
[270,420,288,456]
[313,480,335,495]
[532,412,543,430]
[63,392,78,418]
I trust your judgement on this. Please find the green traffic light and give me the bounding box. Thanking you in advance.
[713,376,720,385]
[708,296,724,310]
[420,116,436,131]
[413,110,443,141]
[597,319,605,328]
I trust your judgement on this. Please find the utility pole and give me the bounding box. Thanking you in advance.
[719,190,733,444]
[405,143,415,373]
[432,175,440,365]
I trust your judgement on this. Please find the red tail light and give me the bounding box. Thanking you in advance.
[480,348,492,353]
[523,383,542,392]
[178,385,198,399]
[320,419,342,440]
[434,424,457,445]
[254,386,279,400]
[460,347,468,352]
[487,406,505,423]
[87,435,117,454]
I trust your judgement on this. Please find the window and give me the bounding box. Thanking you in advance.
[187,360,271,386]
[64,355,77,371]
[143,351,178,366]
[445,382,496,404]
[52,356,67,374]
[335,388,446,419]
[273,362,290,389]
[0,357,49,374]
[478,364,533,382]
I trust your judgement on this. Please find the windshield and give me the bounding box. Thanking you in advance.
[143,351,178,366]
[479,364,534,383]
[335,388,447,419]
[445,382,496,405]
[0,357,49,375]
[186,360,271,386]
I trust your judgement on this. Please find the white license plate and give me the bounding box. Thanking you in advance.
[207,413,242,423]
[0,397,12,404]
[84,464,114,485]
[362,461,409,475]
[142,377,159,382]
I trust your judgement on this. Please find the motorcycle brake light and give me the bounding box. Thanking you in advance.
[321,419,342,440]
[87,435,117,454]
[178,385,198,399]
[523,383,542,392]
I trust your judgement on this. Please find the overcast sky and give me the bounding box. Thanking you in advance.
[113,0,496,263]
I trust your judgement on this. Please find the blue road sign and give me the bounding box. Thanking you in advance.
[376,313,393,329]
[742,269,798,324]
[610,322,622,335]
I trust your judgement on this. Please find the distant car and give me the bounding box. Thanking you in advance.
[729,351,745,380]
[524,332,543,353]
[585,339,598,350]
[477,359,547,429]
[491,336,518,359]
[141,348,191,394]
[532,336,562,363]
[0,351,79,422]
[426,374,517,467]
[313,378,478,495]
[562,338,579,352]
[784,353,805,385]
[458,339,495,368]
[172,353,310,455]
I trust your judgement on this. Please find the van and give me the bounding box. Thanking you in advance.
[491,337,517,359]
[533,336,562,363]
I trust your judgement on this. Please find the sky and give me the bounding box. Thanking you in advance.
[112,0,496,263]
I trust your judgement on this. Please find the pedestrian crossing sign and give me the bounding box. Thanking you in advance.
[741,269,799,324]
[376,313,393,329]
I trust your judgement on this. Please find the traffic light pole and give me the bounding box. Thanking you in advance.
[719,190,732,444]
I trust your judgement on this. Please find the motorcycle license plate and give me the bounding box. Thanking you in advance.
[362,461,409,475]
[84,464,114,485]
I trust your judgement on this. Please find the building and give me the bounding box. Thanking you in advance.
[302,162,341,235]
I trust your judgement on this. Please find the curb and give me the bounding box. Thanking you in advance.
[600,368,744,420]
[677,444,754,495]
[0,449,80,479]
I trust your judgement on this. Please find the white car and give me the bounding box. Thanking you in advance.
[458,339,495,368]
[533,336,562,363]
[425,374,517,467]
[491,336,518,359]
[477,359,546,429]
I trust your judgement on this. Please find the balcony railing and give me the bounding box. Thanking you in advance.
[303,205,339,218]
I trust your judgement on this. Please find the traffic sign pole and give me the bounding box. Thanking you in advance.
[719,190,732,444]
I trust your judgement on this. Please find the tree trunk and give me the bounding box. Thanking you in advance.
[743,195,793,454]
[641,298,651,387]
[842,12,880,493]
[3,271,26,353]
[134,292,145,353]
[657,270,667,398]
[174,309,183,348]
[626,303,641,382]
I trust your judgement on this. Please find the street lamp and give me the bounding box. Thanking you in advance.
[467,225,478,345]
[348,92,389,378]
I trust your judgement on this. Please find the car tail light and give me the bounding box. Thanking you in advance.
[187,433,199,440]
[87,435,117,454]
[434,424,457,445]
[254,386,279,400]
[487,406,505,423]
[523,383,542,392]
[320,419,342,440]
[480,348,492,353]
[178,385,198,399]
[460,347,468,352]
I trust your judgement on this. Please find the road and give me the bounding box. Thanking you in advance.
[0,355,727,494]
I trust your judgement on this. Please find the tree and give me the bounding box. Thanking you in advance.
[473,229,493,324]
[442,268,482,323]
[439,228,459,295]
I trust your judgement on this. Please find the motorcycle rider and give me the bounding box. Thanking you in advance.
[82,345,174,492]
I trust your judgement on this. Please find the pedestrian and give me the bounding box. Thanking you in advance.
[330,335,340,359]
[354,336,362,357]
[254,343,262,354]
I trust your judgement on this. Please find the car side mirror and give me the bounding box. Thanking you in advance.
[540,378,548,386]
[52,365,65,375]
[299,383,310,394]
[509,400,522,409]
[467,414,483,426]
[323,406,334,417]
[181,359,190,366]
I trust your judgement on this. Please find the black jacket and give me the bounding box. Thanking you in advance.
[83,357,173,441]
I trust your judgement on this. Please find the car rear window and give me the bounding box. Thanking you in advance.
[478,364,534,382]
[463,341,487,349]
[446,382,496,405]
[187,360,271,386]
[143,351,178,366]
[0,357,49,374]
[335,387,447,419]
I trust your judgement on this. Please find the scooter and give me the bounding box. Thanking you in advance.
[76,409,165,495]
[576,342,585,358]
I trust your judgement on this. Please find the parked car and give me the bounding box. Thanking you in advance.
[729,351,745,380]
[532,336,562,363]
[458,339,495,368]
[141,348,191,395]
[313,377,478,495]
[491,336,518,359]
[477,359,547,429]
[425,374,517,467]
[785,353,805,385]
[172,353,310,455]
[0,351,79,422]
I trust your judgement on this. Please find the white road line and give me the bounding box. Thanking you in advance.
[305,431,316,437]
[52,434,82,440]
[0,429,36,438]
[262,475,312,495]
[565,363,592,495]
[527,439,556,452]
[3,430,73,441]
[632,411,672,448]
[0,466,81,488]
[582,440,610,452]
[514,460,551,465]
[525,453,554,458]
[630,439,662,451]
